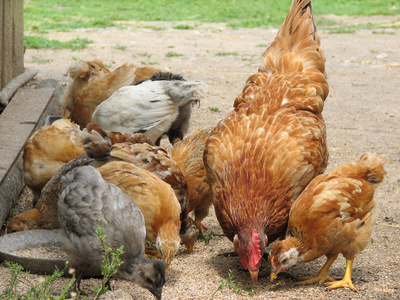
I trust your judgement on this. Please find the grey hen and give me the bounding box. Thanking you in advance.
[58,165,167,299]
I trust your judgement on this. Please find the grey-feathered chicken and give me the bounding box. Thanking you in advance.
[58,165,167,299]
[92,72,205,145]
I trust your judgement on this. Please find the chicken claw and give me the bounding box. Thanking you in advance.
[325,259,356,292]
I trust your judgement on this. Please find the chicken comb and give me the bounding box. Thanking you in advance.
[249,229,262,270]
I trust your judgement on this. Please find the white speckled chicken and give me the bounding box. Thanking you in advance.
[58,165,167,299]
[92,72,205,145]
[269,153,387,291]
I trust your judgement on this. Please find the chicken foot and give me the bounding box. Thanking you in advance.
[297,254,338,285]
[325,259,356,292]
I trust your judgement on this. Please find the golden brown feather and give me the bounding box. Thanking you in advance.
[204,0,328,282]
[269,153,387,291]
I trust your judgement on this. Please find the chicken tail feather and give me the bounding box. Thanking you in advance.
[356,153,388,185]
[75,125,112,160]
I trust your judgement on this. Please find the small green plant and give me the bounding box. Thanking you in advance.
[24,36,93,50]
[72,56,83,61]
[211,279,225,299]
[198,229,214,244]
[256,43,268,47]
[242,58,252,61]
[209,107,221,113]
[168,45,175,48]
[113,44,127,51]
[166,51,184,57]
[140,61,160,65]
[173,24,194,30]
[93,227,125,300]
[215,51,239,56]
[1,261,76,299]
[31,56,53,63]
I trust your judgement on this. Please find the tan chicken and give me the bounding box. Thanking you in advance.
[171,128,213,234]
[78,125,199,254]
[63,60,162,128]
[96,161,181,266]
[203,0,329,282]
[22,118,85,203]
[269,153,387,291]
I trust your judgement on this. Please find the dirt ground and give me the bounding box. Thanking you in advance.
[1,15,400,299]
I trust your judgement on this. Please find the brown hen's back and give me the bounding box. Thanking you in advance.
[204,0,328,281]
[171,128,213,231]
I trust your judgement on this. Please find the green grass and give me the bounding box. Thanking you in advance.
[166,51,184,57]
[24,0,400,32]
[24,36,93,50]
[215,51,239,56]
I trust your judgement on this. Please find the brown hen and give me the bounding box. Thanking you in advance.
[204,0,329,282]
[63,60,162,128]
[171,128,213,235]
[269,153,387,291]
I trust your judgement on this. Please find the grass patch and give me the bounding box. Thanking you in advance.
[24,0,400,32]
[166,51,184,57]
[31,56,53,63]
[173,24,195,30]
[113,44,127,50]
[209,107,221,112]
[24,36,93,50]
[215,51,239,56]
[140,61,160,65]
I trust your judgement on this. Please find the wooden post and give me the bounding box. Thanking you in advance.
[0,0,25,90]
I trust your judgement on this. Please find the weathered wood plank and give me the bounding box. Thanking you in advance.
[0,0,24,90]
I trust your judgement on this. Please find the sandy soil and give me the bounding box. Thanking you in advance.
[1,15,400,299]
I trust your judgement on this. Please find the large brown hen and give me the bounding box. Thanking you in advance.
[63,60,162,128]
[204,0,329,282]
[269,153,387,291]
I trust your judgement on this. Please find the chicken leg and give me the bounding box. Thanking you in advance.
[325,259,356,291]
[297,254,338,285]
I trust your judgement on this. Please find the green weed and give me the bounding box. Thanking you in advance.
[209,107,221,112]
[215,51,239,56]
[198,229,214,244]
[113,44,127,51]
[24,36,93,50]
[173,24,194,30]
[166,52,184,57]
[31,56,53,63]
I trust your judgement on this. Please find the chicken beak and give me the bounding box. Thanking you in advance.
[148,286,162,300]
[186,241,195,254]
[249,269,259,283]
[270,271,279,282]
[164,250,172,266]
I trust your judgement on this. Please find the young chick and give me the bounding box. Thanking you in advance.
[96,161,181,266]
[58,165,167,299]
[23,118,85,203]
[171,128,213,234]
[269,153,387,291]
[92,72,205,145]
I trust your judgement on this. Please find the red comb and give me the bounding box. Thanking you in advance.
[249,229,262,270]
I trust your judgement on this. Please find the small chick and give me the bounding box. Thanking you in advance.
[58,165,167,299]
[269,153,387,291]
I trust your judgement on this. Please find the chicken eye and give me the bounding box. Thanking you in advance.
[146,278,154,285]
[281,258,288,264]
